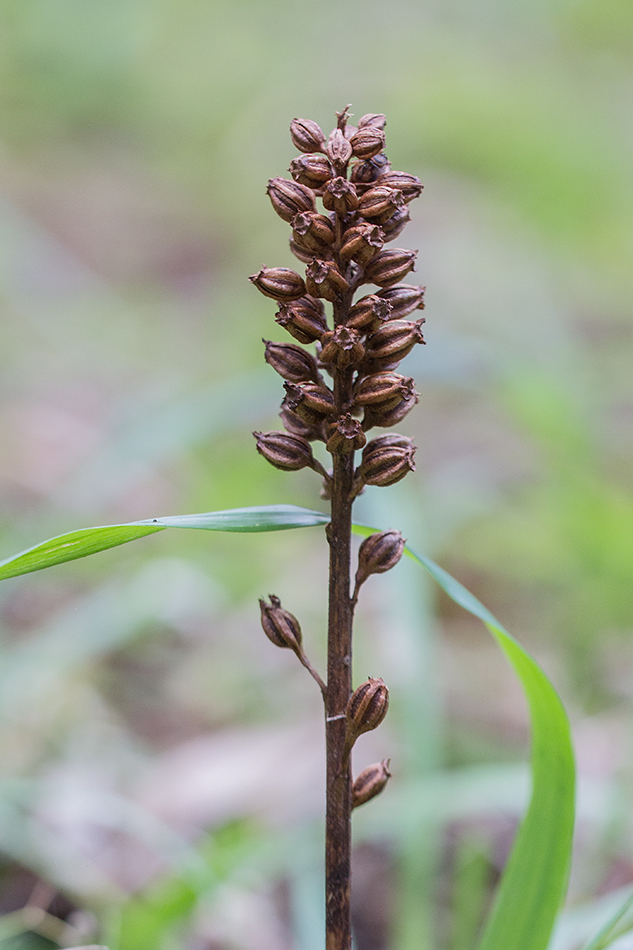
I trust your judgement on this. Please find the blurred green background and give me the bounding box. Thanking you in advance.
[1,0,633,947]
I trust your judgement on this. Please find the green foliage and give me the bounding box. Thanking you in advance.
[0,509,576,950]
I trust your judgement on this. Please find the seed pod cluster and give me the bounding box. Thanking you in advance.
[249,107,425,494]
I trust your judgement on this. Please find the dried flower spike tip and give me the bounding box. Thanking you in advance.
[352,759,392,808]
[346,677,389,744]
[259,594,303,652]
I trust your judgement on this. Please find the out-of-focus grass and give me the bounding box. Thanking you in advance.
[1,0,633,946]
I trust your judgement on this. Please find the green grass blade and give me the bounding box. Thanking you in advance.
[351,522,575,950]
[582,891,633,950]
[408,550,575,950]
[0,505,329,581]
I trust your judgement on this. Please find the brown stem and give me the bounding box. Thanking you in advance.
[325,269,356,950]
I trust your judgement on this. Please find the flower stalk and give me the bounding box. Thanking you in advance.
[250,105,425,950]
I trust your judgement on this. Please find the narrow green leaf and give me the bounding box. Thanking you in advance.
[407,549,575,950]
[352,522,575,950]
[583,891,633,950]
[0,505,329,581]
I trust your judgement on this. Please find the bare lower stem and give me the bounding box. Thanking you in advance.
[325,278,355,949]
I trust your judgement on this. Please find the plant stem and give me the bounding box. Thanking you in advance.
[325,285,355,950]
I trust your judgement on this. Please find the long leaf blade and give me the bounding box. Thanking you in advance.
[408,549,575,950]
[0,505,329,581]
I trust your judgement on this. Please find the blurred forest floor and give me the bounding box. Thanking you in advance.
[1,0,633,948]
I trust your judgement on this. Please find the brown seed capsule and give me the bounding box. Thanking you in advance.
[379,205,411,242]
[249,266,307,301]
[306,258,350,302]
[377,284,426,319]
[267,177,316,222]
[363,319,426,370]
[322,177,359,215]
[263,339,320,383]
[350,154,391,189]
[349,126,386,160]
[259,594,303,651]
[346,294,393,333]
[289,239,318,265]
[290,117,326,153]
[376,170,424,203]
[346,677,389,741]
[364,248,417,288]
[275,297,328,344]
[352,759,392,808]
[280,399,326,441]
[339,223,385,266]
[354,372,416,409]
[326,413,367,455]
[358,113,387,131]
[356,530,406,586]
[358,186,405,224]
[253,430,316,471]
[320,325,365,369]
[358,438,416,487]
[291,212,335,252]
[363,389,419,429]
[289,153,334,189]
[284,380,336,424]
[326,128,353,169]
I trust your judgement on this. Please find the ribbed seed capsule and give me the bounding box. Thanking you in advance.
[358,113,387,131]
[354,372,415,409]
[350,155,391,192]
[376,170,424,203]
[352,760,392,808]
[355,530,406,586]
[326,128,353,169]
[306,259,349,302]
[289,239,318,265]
[364,248,417,288]
[377,284,426,319]
[358,438,416,487]
[267,178,316,222]
[358,186,404,224]
[284,381,336,424]
[320,326,365,369]
[380,206,411,242]
[253,430,316,471]
[325,413,366,456]
[263,339,320,382]
[363,390,419,430]
[349,126,386,160]
[346,677,389,742]
[322,178,359,215]
[289,154,334,189]
[291,212,335,252]
[363,319,426,369]
[290,118,326,153]
[249,267,307,301]
[346,294,393,333]
[259,595,303,651]
[275,297,328,344]
[339,224,385,266]
[279,399,326,441]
